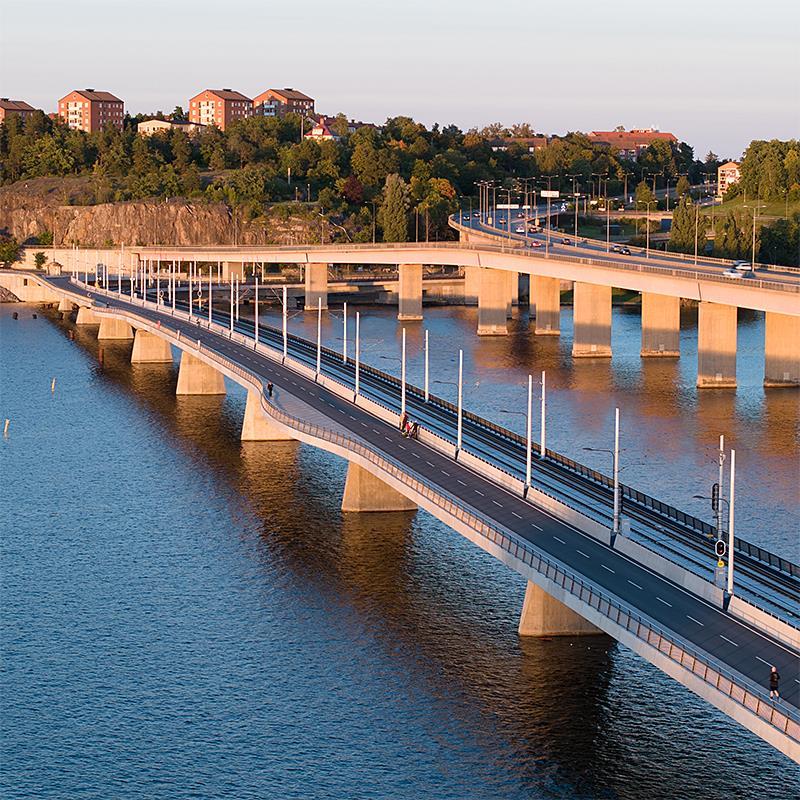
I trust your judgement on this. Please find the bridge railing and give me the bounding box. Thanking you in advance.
[170,332,800,746]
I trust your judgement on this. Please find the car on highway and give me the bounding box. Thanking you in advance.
[528,240,542,248]
[723,268,752,279]
[620,246,631,255]
[473,212,480,217]
[515,226,525,233]
[611,244,622,253]
[561,237,571,245]
[732,260,754,272]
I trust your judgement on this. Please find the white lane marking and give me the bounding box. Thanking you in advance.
[360,422,368,427]
[412,453,420,459]
[530,522,543,531]
[398,444,406,451]
[656,597,672,607]
[441,470,450,477]
[474,489,485,496]
[686,615,705,627]
[349,415,356,420]
[719,635,739,647]
[384,436,392,442]
[457,479,467,486]
[511,511,522,519]
[553,536,566,544]
[576,550,590,559]
[492,500,503,507]
[372,428,380,434]
[755,656,772,667]
[627,580,643,590]
[601,564,615,574]
[426,461,435,467]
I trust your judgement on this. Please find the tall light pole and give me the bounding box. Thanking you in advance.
[208,270,212,325]
[613,407,620,535]
[424,329,429,402]
[457,349,463,453]
[355,311,361,397]
[400,327,407,417]
[254,275,259,347]
[717,434,725,541]
[282,285,288,360]
[229,278,234,335]
[342,301,348,363]
[526,374,533,490]
[316,296,322,377]
[727,448,736,597]
[540,370,546,459]
[744,203,765,266]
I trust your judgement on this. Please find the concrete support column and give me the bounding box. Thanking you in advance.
[341,462,417,512]
[463,266,480,305]
[304,263,328,311]
[518,581,603,636]
[640,292,680,357]
[97,317,134,340]
[764,312,800,387]
[477,268,509,336]
[131,330,173,363]
[75,306,100,325]
[572,282,612,358]
[697,302,737,388]
[57,297,75,313]
[222,261,244,280]
[532,276,560,335]
[176,351,226,395]
[241,391,293,440]
[507,271,519,318]
[397,263,423,321]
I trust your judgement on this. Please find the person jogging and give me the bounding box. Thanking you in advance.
[769,666,780,701]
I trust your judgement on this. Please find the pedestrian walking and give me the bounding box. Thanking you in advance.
[769,665,780,701]
[267,382,274,399]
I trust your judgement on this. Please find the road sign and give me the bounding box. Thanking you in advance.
[540,190,560,198]
[715,540,726,558]
[711,483,720,512]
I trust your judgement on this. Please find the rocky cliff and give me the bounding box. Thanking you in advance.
[0,178,322,247]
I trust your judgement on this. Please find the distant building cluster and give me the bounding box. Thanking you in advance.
[587,128,678,161]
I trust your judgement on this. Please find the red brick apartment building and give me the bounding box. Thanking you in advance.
[252,88,314,117]
[58,89,124,132]
[0,99,36,123]
[188,89,253,131]
[588,128,677,160]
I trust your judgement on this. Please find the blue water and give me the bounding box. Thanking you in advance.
[1,304,798,799]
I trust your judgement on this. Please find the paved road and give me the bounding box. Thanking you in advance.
[53,277,800,717]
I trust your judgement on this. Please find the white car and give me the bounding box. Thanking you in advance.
[515,226,525,233]
[723,268,751,279]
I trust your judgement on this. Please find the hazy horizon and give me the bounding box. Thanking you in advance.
[2,0,798,160]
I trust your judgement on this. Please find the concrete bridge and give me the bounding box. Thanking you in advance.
[6,269,799,762]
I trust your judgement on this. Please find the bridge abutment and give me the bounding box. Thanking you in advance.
[131,329,173,363]
[341,462,417,512]
[176,351,226,395]
[397,263,423,321]
[477,268,509,335]
[532,276,561,335]
[97,317,134,340]
[518,581,603,636]
[764,311,800,387]
[463,266,480,305]
[697,302,737,388]
[640,292,680,357]
[572,282,612,358]
[304,263,328,311]
[241,391,293,440]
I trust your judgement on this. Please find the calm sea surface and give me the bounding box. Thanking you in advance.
[1,302,798,799]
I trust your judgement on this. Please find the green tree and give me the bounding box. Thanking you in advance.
[634,181,656,208]
[758,213,799,266]
[668,196,707,254]
[0,236,21,266]
[675,175,691,198]
[33,252,47,269]
[715,212,749,259]
[378,173,410,242]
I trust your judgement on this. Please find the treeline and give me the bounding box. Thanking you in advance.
[727,139,800,202]
[0,110,704,242]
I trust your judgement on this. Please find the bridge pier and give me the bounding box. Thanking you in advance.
[131,329,173,363]
[75,306,100,325]
[241,391,293,440]
[176,351,226,395]
[304,263,328,311]
[572,282,612,358]
[532,276,560,335]
[222,261,245,280]
[397,263,423,321]
[697,302,737,388]
[97,317,134,340]
[764,312,800,387]
[57,297,75,313]
[341,462,417,512]
[463,266,480,305]
[640,292,680,357]
[506,271,518,318]
[477,268,509,335]
[518,581,603,636]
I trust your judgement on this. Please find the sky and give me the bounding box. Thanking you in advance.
[2,0,798,159]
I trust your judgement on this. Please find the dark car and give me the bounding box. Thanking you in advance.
[620,246,631,255]
[561,237,571,245]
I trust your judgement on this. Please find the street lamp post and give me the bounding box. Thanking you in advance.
[583,407,621,535]
[727,449,736,596]
[229,278,234,335]
[355,311,361,397]
[401,327,407,417]
[342,301,347,363]
[526,374,532,490]
[424,329,430,402]
[540,370,546,459]
[282,285,288,360]
[316,296,322,378]
[254,275,259,347]
[457,349,463,453]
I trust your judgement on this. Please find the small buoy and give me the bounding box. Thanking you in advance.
[99,349,104,366]
[3,419,9,436]
[32,313,38,319]
[69,330,75,340]
[12,312,18,320]
[51,377,56,393]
